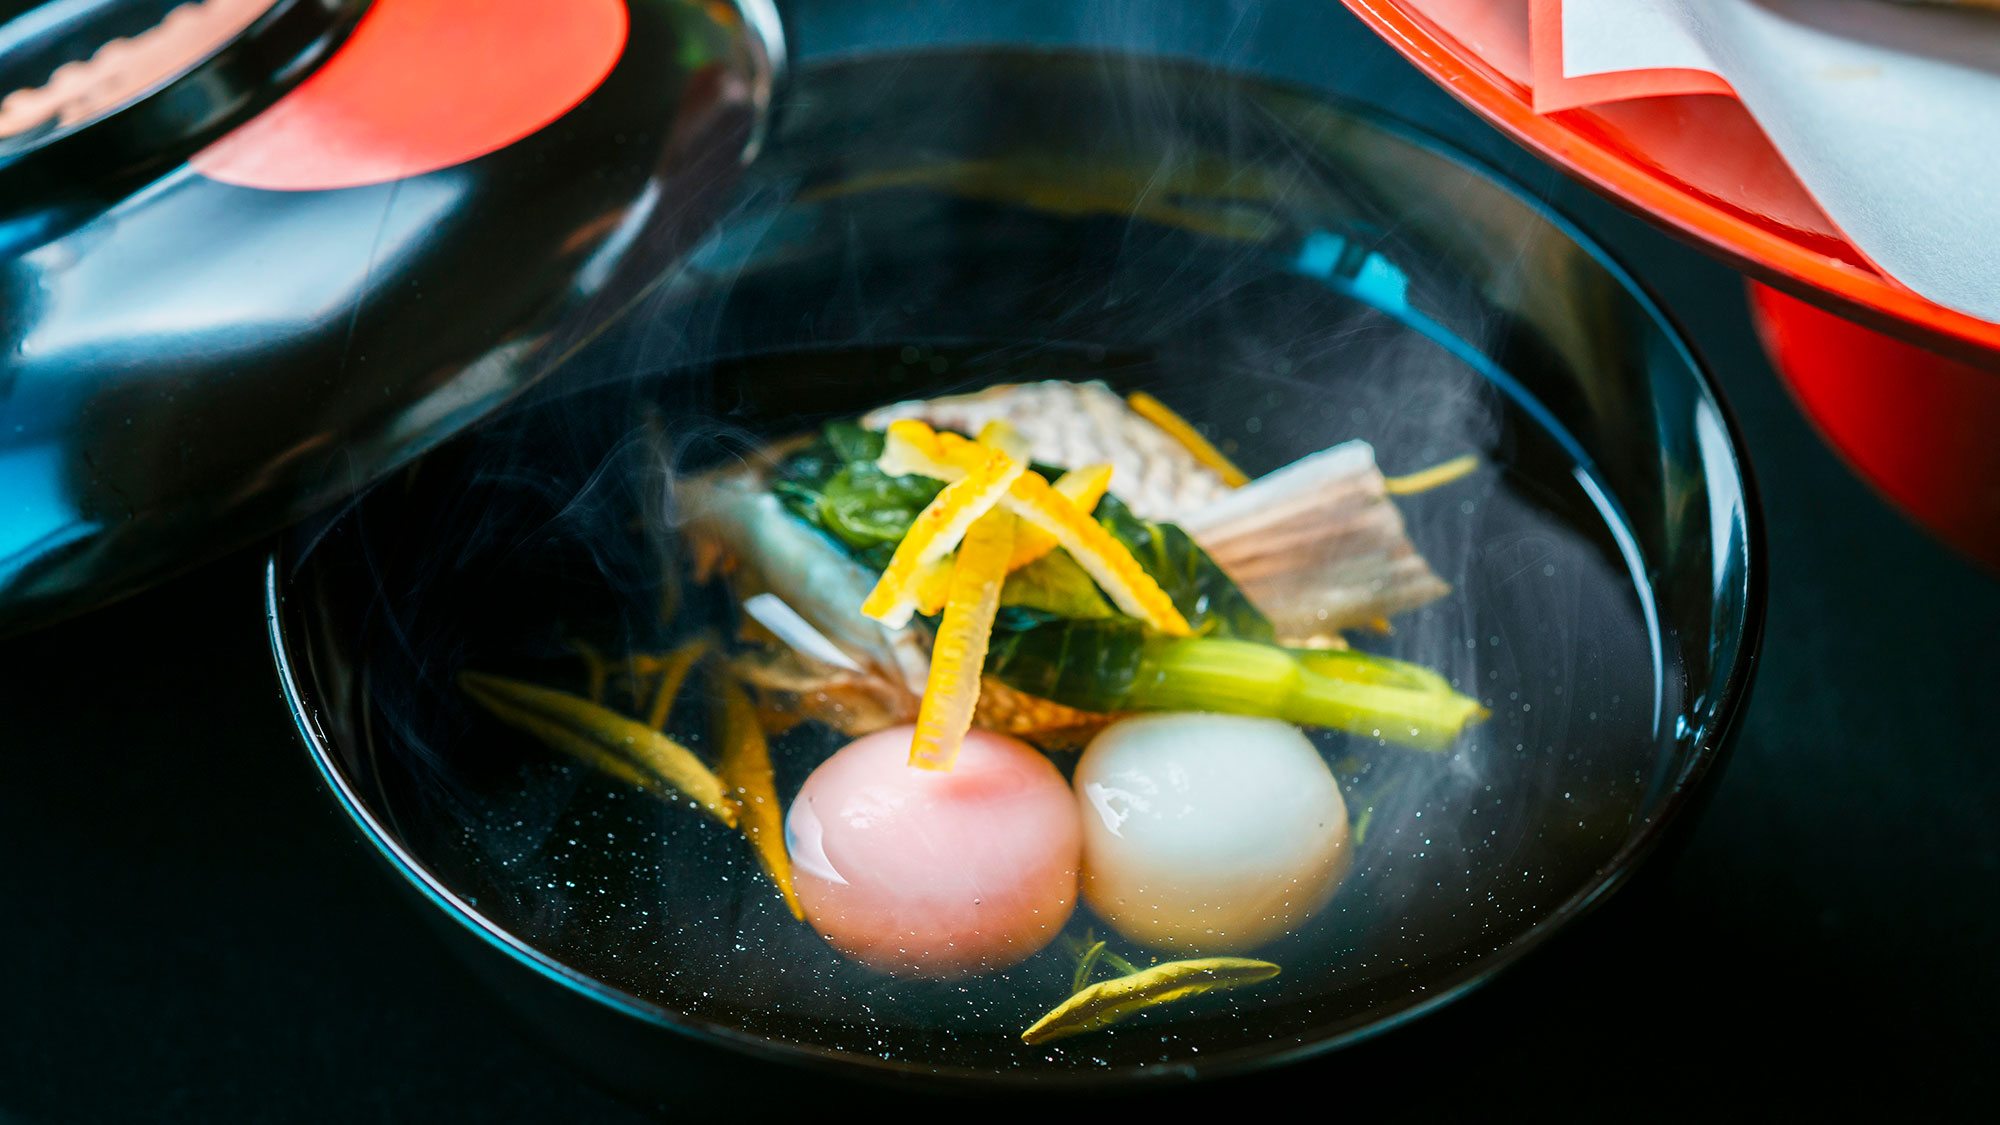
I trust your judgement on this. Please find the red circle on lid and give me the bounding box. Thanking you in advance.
[192,0,629,191]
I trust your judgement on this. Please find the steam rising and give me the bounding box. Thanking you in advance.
[296,46,1674,1067]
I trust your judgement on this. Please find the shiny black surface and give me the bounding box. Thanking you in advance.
[0,0,772,635]
[1,2,1995,1118]
[5,192,1994,1120]
[0,0,368,221]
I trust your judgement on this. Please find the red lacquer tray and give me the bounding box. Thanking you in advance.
[1345,0,2000,564]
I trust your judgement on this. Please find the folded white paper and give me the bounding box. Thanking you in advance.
[1559,0,2000,323]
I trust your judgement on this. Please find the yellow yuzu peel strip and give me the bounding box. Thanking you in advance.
[913,556,954,617]
[909,510,1016,771]
[896,426,1190,636]
[642,634,710,731]
[1008,463,1113,570]
[901,444,1108,612]
[878,417,955,476]
[976,418,1033,463]
[1126,391,1250,487]
[714,675,804,918]
[1004,470,1191,635]
[1383,452,1480,495]
[859,443,1024,628]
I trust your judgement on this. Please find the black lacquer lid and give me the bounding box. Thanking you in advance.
[0,0,782,635]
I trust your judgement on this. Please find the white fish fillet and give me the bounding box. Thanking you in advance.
[1180,440,1450,645]
[868,380,1451,644]
[865,380,1233,521]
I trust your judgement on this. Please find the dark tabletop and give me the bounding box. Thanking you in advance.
[3,3,1996,1120]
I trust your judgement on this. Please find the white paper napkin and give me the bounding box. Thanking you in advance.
[1552,0,2000,323]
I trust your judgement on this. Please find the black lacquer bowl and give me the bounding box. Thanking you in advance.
[266,50,1761,1091]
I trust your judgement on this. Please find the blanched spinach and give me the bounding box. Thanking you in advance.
[984,617,1151,714]
[773,421,943,569]
[771,420,1271,641]
[763,421,1480,748]
[1091,494,1272,642]
[983,498,1274,701]
[998,551,1114,622]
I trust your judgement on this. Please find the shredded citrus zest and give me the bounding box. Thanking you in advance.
[990,458,1189,634]
[643,635,710,730]
[881,422,1191,636]
[878,418,959,477]
[860,442,1025,628]
[913,556,954,616]
[903,446,1107,612]
[714,675,804,918]
[568,638,609,705]
[899,427,1059,617]
[1009,463,1112,570]
[976,418,1033,464]
[1126,391,1250,487]
[910,510,1016,770]
[1383,452,1479,495]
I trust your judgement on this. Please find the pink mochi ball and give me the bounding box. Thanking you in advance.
[784,725,1081,978]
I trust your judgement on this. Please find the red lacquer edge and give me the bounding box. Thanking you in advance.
[1342,0,2000,364]
[1527,0,1733,112]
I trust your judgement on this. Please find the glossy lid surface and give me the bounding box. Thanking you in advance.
[0,0,779,635]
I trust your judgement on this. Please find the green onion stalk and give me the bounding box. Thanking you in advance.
[985,620,1488,751]
[1128,638,1487,751]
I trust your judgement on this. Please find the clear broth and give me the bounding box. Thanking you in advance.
[296,49,1691,1075]
[322,342,1673,1072]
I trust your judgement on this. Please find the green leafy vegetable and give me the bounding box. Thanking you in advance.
[772,421,1270,638]
[773,421,942,569]
[998,551,1114,622]
[766,419,1485,751]
[1289,646,1461,694]
[817,465,941,550]
[1092,493,1272,642]
[985,617,1151,713]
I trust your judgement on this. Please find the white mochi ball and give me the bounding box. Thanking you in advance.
[1074,713,1351,953]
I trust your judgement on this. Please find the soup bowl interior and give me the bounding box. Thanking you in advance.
[268,49,1760,1088]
